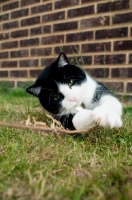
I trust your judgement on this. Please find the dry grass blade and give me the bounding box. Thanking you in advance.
[32,117,47,127]
[26,114,32,126]
[46,113,64,129]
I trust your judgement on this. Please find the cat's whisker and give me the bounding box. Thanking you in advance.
[41,88,53,92]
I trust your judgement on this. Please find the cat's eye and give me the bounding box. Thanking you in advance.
[53,94,60,101]
[68,79,74,87]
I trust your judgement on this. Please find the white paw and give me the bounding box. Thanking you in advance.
[73,110,95,130]
[92,106,122,128]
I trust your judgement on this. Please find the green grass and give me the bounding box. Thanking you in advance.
[0,88,132,200]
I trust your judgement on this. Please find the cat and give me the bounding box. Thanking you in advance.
[26,52,122,130]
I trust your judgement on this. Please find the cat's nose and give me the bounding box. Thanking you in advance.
[68,97,77,102]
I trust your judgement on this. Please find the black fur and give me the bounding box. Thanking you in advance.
[56,114,75,130]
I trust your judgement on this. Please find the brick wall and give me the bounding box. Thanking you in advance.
[0,0,132,96]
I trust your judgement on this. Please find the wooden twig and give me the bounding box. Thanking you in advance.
[0,122,98,135]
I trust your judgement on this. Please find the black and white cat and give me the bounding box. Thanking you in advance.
[26,52,122,130]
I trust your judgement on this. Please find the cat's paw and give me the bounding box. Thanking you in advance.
[73,109,95,130]
[92,106,122,128]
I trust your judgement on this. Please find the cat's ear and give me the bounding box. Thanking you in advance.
[26,84,41,97]
[57,52,70,68]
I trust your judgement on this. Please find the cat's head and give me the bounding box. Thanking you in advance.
[26,52,87,115]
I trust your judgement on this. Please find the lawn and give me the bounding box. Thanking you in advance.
[0,88,132,200]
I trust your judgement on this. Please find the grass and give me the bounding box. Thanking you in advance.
[0,88,132,200]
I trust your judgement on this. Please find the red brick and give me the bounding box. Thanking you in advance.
[81,16,109,28]
[19,59,38,67]
[11,8,29,19]
[53,22,78,32]
[97,0,130,13]
[129,54,132,63]
[105,82,124,92]
[3,21,18,30]
[10,70,27,77]
[55,0,79,9]
[82,42,111,53]
[68,6,94,18]
[42,26,51,33]
[0,71,8,77]
[0,33,9,40]
[96,28,128,39]
[30,26,51,35]
[31,48,52,56]
[43,11,65,22]
[41,58,55,66]
[20,38,39,47]
[86,68,109,78]
[1,41,18,49]
[0,52,8,59]
[0,0,10,3]
[0,81,15,88]
[0,13,9,21]
[54,45,79,55]
[1,61,17,68]
[66,31,93,42]
[82,0,101,2]
[2,1,19,11]
[31,4,52,14]
[29,70,42,77]
[113,12,132,24]
[114,40,132,51]
[11,50,29,58]
[21,16,40,26]
[42,35,64,45]
[21,0,40,7]
[126,82,132,92]
[112,68,132,78]
[69,56,92,65]
[11,29,28,38]
[94,54,126,65]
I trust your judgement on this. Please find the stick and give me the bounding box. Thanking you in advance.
[0,122,98,135]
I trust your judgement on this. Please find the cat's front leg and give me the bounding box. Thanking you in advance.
[72,109,95,130]
[92,96,122,128]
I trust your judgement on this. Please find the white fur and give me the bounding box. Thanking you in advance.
[59,75,97,111]
[75,106,84,111]
[59,84,77,114]
[73,109,95,130]
[92,95,122,128]
[59,74,122,130]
